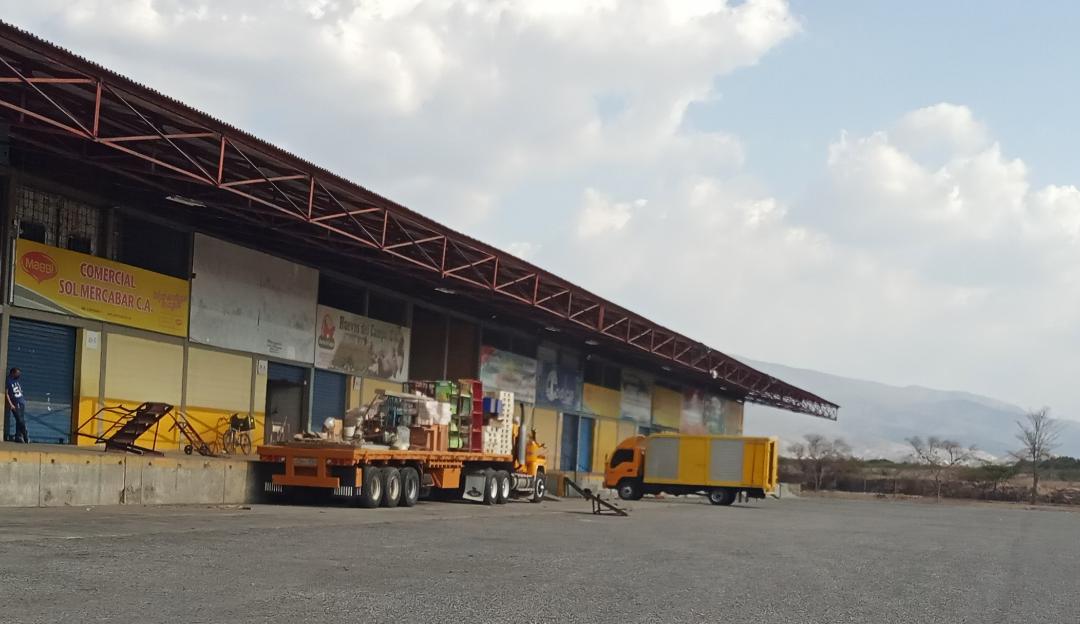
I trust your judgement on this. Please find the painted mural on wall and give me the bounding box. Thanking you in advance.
[703,393,725,434]
[537,345,582,411]
[13,239,189,337]
[478,346,537,404]
[315,305,410,381]
[680,388,706,434]
[189,234,318,362]
[621,369,653,425]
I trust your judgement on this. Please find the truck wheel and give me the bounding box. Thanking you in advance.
[530,469,546,503]
[617,479,643,501]
[358,465,382,509]
[399,467,420,507]
[482,469,498,506]
[381,467,403,508]
[495,470,511,504]
[708,488,736,506]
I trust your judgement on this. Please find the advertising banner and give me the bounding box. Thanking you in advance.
[681,388,706,434]
[13,239,189,337]
[620,369,653,425]
[478,346,537,404]
[190,234,318,362]
[537,345,582,411]
[315,305,410,381]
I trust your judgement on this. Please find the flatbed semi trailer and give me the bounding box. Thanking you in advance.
[258,431,547,508]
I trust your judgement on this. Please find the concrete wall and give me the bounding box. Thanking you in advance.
[724,401,745,435]
[652,386,681,430]
[582,383,620,418]
[186,347,264,452]
[0,447,261,507]
[75,328,102,445]
[532,407,558,466]
[360,377,398,407]
[104,333,185,449]
[591,417,618,473]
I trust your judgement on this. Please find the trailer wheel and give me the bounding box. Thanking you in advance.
[482,469,498,506]
[530,469,546,503]
[617,479,643,501]
[358,465,382,509]
[708,487,736,506]
[399,467,420,507]
[495,470,511,504]
[381,467,403,508]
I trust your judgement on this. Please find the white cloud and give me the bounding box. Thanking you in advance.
[555,103,1080,418]
[577,189,644,238]
[506,241,540,260]
[892,102,990,157]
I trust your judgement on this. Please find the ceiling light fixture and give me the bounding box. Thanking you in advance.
[166,194,206,208]
[434,286,456,295]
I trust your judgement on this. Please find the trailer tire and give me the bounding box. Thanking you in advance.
[530,469,546,503]
[617,479,643,501]
[381,467,403,508]
[482,469,498,506]
[495,470,511,504]
[399,467,420,507]
[358,466,382,509]
[708,487,736,506]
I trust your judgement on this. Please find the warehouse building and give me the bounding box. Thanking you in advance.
[0,23,836,482]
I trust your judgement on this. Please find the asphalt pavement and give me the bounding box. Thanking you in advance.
[1,495,1077,623]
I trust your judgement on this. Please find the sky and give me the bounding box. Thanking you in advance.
[5,1,1080,419]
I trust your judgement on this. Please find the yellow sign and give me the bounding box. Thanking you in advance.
[13,239,189,337]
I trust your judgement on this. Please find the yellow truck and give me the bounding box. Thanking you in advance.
[603,433,779,506]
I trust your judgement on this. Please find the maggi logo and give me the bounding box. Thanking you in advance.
[21,251,57,283]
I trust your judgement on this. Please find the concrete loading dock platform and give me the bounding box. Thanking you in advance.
[0,441,262,507]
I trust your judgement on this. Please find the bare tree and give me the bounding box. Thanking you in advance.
[907,436,976,500]
[787,434,851,490]
[1013,408,1062,504]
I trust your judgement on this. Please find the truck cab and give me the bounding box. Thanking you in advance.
[603,435,647,499]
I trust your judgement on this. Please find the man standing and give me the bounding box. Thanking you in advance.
[6,367,27,443]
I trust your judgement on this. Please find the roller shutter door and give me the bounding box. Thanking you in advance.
[267,361,306,384]
[311,369,346,432]
[6,318,75,444]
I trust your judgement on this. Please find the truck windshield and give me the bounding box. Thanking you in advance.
[609,448,634,468]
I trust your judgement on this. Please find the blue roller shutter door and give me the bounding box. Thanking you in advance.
[267,362,306,384]
[311,369,347,433]
[576,416,594,472]
[6,318,75,444]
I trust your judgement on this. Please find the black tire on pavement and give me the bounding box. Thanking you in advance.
[381,467,403,508]
[495,470,511,504]
[358,465,382,509]
[482,469,498,506]
[618,479,644,501]
[708,487,736,506]
[530,469,546,503]
[399,467,420,507]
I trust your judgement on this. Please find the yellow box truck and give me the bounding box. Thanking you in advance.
[602,433,779,506]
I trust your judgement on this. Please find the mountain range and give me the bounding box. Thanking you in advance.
[742,360,1080,459]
